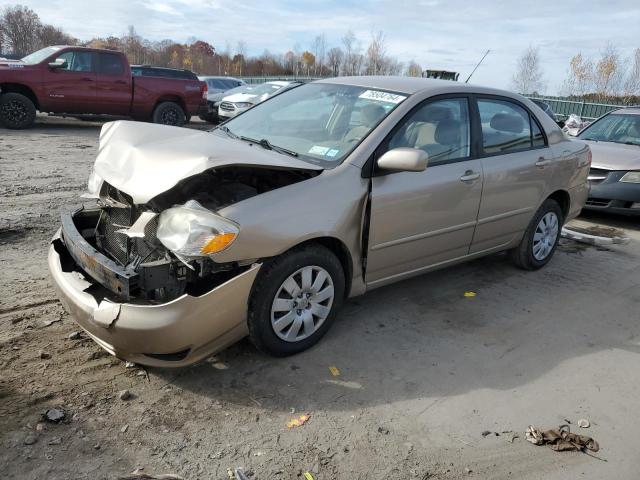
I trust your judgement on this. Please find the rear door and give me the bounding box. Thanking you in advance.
[469,96,554,253]
[42,49,96,113]
[366,96,483,285]
[95,52,131,115]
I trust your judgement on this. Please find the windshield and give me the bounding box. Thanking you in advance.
[222,83,407,165]
[21,46,62,65]
[578,113,640,146]
[247,83,285,96]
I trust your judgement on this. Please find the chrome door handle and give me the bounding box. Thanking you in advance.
[460,171,480,183]
[535,157,552,168]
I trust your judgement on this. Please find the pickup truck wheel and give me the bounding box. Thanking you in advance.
[152,101,186,126]
[248,245,345,356]
[0,93,37,129]
[510,199,563,270]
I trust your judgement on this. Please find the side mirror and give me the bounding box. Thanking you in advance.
[48,58,67,69]
[377,148,428,173]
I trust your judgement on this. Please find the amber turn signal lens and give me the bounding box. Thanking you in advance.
[200,233,237,254]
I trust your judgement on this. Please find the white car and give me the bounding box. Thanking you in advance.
[218,81,296,119]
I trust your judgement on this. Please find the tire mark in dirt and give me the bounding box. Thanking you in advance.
[0,298,59,315]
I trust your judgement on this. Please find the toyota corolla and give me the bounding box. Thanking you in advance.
[48,76,590,367]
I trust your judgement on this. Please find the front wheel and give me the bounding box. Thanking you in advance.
[152,101,186,126]
[0,93,37,129]
[511,199,563,270]
[248,245,345,356]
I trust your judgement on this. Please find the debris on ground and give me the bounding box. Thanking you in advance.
[43,408,65,423]
[118,472,184,480]
[561,227,630,246]
[481,430,491,437]
[119,389,133,401]
[42,318,62,327]
[24,434,38,445]
[303,472,315,480]
[525,425,599,452]
[125,361,136,368]
[328,366,341,376]
[463,291,477,297]
[578,418,590,428]
[67,331,82,340]
[286,414,311,429]
[377,426,390,435]
[39,350,51,359]
[233,468,251,480]
[120,424,129,433]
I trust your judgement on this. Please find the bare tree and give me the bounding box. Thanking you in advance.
[235,41,247,75]
[365,31,387,75]
[0,5,42,56]
[38,25,76,49]
[341,30,356,75]
[405,60,422,77]
[327,47,343,76]
[623,48,640,99]
[561,53,594,96]
[511,46,545,94]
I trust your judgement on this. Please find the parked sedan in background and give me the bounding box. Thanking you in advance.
[218,81,299,120]
[579,107,640,215]
[199,76,245,93]
[199,80,247,123]
[48,76,589,366]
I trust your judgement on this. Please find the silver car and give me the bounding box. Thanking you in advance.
[218,81,296,120]
[49,76,590,367]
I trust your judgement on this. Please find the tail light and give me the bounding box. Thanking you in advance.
[201,81,208,100]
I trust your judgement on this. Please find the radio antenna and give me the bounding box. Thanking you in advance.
[465,50,490,83]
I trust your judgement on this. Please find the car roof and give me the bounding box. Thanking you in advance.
[266,81,292,86]
[611,107,640,115]
[199,76,243,81]
[315,75,526,99]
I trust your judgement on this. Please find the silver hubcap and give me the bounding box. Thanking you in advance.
[532,212,559,261]
[270,266,334,343]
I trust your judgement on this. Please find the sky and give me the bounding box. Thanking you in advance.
[4,0,640,93]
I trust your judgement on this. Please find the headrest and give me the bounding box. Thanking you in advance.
[490,113,524,133]
[361,104,386,123]
[414,105,452,123]
[435,119,461,145]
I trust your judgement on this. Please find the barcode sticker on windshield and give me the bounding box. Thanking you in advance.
[358,90,406,104]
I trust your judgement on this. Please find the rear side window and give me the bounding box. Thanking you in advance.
[98,53,124,75]
[477,98,546,154]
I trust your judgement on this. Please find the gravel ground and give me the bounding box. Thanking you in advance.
[1,115,640,480]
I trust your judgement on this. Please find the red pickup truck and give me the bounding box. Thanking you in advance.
[0,45,207,129]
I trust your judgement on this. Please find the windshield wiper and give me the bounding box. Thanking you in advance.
[239,136,298,157]
[215,124,239,139]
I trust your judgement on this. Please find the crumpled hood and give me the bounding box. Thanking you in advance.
[94,120,322,204]
[585,140,640,171]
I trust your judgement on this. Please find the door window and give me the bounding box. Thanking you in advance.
[477,98,546,154]
[54,51,94,72]
[97,53,124,75]
[387,98,471,165]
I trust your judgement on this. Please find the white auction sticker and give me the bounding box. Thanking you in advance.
[358,90,406,104]
[308,145,330,155]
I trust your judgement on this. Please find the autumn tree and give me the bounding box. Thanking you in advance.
[405,60,422,77]
[623,48,640,99]
[301,50,315,76]
[511,46,545,94]
[365,31,386,75]
[593,44,623,99]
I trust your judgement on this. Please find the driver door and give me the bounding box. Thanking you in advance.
[43,50,97,113]
[365,96,483,286]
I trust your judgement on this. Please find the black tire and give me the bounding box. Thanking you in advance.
[152,101,186,126]
[248,244,345,356]
[0,93,37,129]
[510,199,564,270]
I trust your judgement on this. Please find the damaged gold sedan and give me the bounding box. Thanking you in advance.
[49,77,591,366]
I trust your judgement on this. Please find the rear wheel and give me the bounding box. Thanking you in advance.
[248,245,345,356]
[511,199,563,270]
[152,101,186,126]
[0,93,36,129]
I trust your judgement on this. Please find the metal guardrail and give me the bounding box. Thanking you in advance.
[526,95,627,121]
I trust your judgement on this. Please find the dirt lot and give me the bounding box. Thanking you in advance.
[1,115,640,480]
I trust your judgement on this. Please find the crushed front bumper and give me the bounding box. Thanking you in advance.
[48,228,261,367]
